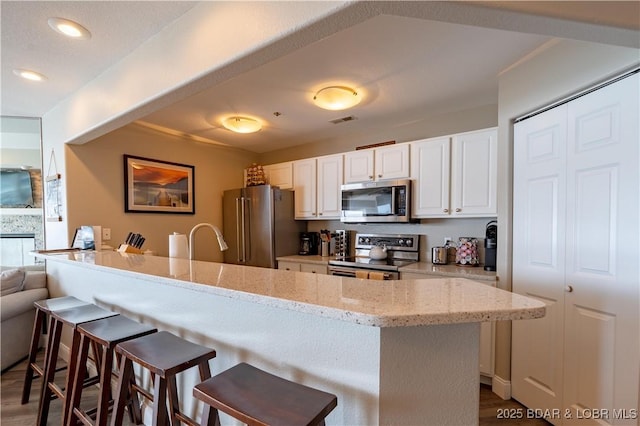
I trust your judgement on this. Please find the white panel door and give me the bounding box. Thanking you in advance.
[293,159,316,219]
[317,154,343,219]
[410,137,451,217]
[374,144,410,180]
[562,73,639,424]
[344,150,374,183]
[513,105,568,421]
[451,128,497,216]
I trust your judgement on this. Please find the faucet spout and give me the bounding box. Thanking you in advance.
[188,223,228,260]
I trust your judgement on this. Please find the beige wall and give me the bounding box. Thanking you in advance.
[493,39,639,384]
[65,123,257,261]
[260,103,497,164]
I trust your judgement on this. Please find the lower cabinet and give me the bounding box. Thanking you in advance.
[400,272,495,378]
[277,261,327,275]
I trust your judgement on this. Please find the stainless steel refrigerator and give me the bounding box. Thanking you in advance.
[223,185,304,268]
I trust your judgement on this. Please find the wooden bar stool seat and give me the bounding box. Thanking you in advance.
[38,304,119,426]
[67,315,157,426]
[22,296,91,404]
[111,331,217,426]
[193,363,338,426]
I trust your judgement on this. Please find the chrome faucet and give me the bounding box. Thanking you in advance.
[188,223,228,260]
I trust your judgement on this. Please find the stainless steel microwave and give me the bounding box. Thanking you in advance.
[340,179,411,223]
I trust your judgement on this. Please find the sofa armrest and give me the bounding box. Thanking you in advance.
[0,288,49,322]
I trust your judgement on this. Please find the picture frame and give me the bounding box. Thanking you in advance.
[45,173,63,222]
[123,155,195,214]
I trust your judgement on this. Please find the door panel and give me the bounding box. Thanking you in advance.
[563,73,638,424]
[513,105,567,420]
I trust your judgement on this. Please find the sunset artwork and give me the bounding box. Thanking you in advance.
[124,155,195,214]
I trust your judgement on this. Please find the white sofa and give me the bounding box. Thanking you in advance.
[1,265,48,371]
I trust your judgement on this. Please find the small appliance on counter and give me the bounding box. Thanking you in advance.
[484,220,497,271]
[431,246,448,265]
[299,232,319,255]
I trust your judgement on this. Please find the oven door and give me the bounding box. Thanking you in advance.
[327,265,398,280]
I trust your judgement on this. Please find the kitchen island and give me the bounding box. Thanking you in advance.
[37,250,544,425]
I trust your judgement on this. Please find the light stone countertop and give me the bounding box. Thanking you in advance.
[36,250,544,328]
[399,262,498,281]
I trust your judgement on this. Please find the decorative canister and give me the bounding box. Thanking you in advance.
[455,237,479,266]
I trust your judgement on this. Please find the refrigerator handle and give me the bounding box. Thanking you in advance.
[235,197,243,262]
[240,197,247,262]
[244,197,251,260]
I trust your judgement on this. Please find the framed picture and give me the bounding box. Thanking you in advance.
[45,173,63,221]
[124,155,195,214]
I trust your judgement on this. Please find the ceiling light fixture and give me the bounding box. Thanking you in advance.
[313,86,361,110]
[48,17,91,39]
[13,69,47,82]
[222,116,262,134]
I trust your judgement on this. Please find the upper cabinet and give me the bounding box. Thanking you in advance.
[451,128,497,217]
[293,154,343,220]
[263,162,293,189]
[411,128,497,218]
[344,144,409,183]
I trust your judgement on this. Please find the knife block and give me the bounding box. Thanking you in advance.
[117,244,144,254]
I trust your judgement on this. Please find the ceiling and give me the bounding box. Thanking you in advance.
[1,2,638,154]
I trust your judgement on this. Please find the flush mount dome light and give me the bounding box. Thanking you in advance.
[222,116,262,134]
[48,17,91,39]
[13,69,47,82]
[313,86,361,110]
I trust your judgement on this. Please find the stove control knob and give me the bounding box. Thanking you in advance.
[365,238,371,244]
[398,239,405,246]
[405,239,412,246]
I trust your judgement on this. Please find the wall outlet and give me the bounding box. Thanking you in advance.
[102,228,111,241]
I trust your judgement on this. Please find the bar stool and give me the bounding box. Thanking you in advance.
[111,331,217,426]
[193,363,338,426]
[38,303,119,426]
[22,296,91,404]
[67,315,157,426]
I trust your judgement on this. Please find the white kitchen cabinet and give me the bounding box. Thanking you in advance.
[411,128,497,218]
[344,144,409,183]
[0,236,36,266]
[263,162,293,189]
[293,159,316,219]
[410,136,451,217]
[300,263,327,275]
[316,154,343,219]
[451,128,497,216]
[293,154,343,220]
[512,73,638,423]
[277,260,327,275]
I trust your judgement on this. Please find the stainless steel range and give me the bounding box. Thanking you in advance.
[328,233,419,280]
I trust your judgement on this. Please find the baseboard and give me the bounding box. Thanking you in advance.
[492,374,511,400]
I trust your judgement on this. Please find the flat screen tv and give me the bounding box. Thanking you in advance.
[0,169,34,207]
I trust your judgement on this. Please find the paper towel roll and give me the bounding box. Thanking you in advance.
[169,233,188,259]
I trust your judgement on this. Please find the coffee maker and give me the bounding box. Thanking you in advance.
[299,232,319,255]
[484,220,497,271]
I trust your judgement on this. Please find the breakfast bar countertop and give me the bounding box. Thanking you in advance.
[36,250,544,328]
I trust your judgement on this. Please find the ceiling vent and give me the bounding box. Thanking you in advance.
[329,116,357,124]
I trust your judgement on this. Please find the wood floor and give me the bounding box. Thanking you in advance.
[1,350,549,425]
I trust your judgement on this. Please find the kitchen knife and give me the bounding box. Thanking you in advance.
[126,232,133,245]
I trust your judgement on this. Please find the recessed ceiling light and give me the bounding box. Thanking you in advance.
[13,69,47,82]
[313,86,361,110]
[222,116,262,134]
[48,17,91,39]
